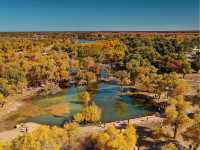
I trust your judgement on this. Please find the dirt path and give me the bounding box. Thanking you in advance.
[0,116,163,141]
[0,122,41,141]
[0,116,189,150]
[76,115,164,142]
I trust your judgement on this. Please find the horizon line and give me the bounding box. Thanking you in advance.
[0,30,199,33]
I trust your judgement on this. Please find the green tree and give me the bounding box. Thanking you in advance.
[115,70,129,90]
[126,59,140,85]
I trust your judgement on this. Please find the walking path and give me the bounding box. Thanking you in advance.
[0,115,163,141]
[104,115,163,128]
[0,122,41,141]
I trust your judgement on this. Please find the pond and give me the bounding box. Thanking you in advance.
[28,83,156,126]
[79,39,96,43]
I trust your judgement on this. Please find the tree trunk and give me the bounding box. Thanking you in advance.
[67,134,71,150]
[196,144,200,150]
[173,125,178,139]
[159,93,161,99]
[183,73,185,79]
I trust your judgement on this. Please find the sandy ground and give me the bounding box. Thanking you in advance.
[0,115,191,150]
[103,115,163,128]
[184,73,200,95]
[0,122,41,141]
[0,115,163,141]
[0,87,41,118]
[0,101,23,118]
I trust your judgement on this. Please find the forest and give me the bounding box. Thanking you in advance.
[0,32,199,150]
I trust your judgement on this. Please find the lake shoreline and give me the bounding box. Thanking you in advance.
[0,83,159,131]
[0,115,163,141]
[0,87,42,118]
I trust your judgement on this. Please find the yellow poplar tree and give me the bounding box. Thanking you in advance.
[64,122,79,150]
[165,96,193,139]
[93,124,137,150]
[161,143,178,150]
[80,91,91,106]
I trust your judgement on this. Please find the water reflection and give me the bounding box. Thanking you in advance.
[113,99,128,115]
[29,83,155,125]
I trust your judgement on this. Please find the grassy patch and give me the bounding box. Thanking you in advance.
[33,95,65,108]
[45,102,70,116]
[0,101,70,131]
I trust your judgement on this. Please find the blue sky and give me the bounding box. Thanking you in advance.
[0,0,199,31]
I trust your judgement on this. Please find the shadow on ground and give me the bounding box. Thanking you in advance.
[136,126,187,150]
